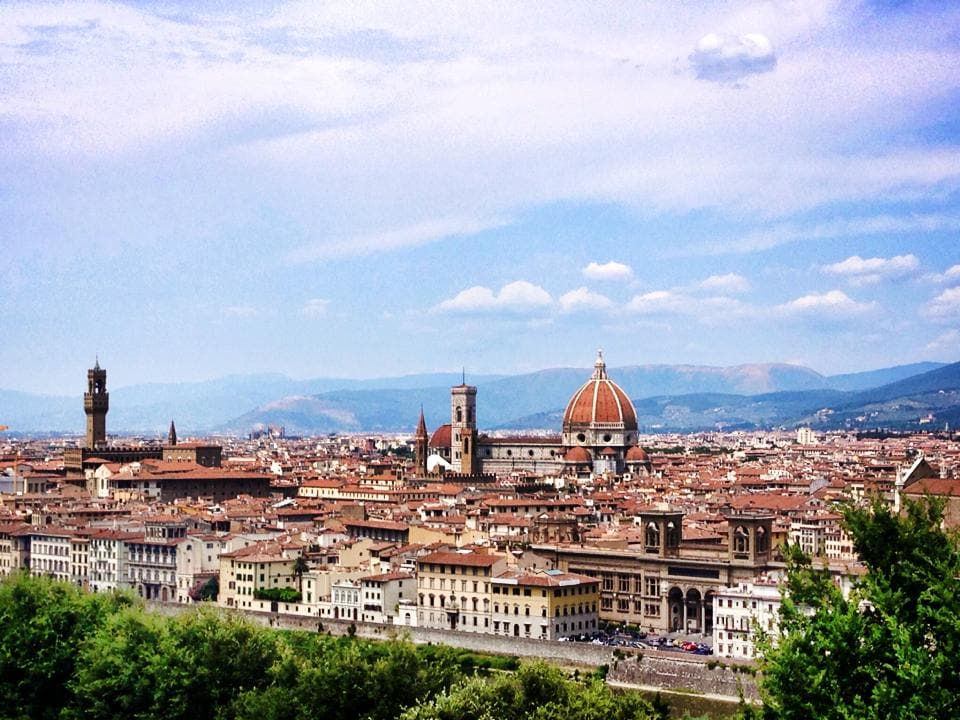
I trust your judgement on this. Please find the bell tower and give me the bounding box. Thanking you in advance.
[450,380,477,474]
[84,359,109,448]
[414,407,428,476]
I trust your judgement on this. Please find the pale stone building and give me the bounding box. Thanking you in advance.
[416,550,506,632]
[712,581,782,659]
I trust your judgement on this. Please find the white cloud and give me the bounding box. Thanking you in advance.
[558,287,613,313]
[775,290,875,317]
[625,290,749,321]
[926,329,960,354]
[301,298,329,316]
[4,0,960,270]
[927,264,960,283]
[582,261,633,281]
[690,32,777,83]
[436,280,552,314]
[821,254,919,285]
[288,216,509,263]
[691,214,960,256]
[224,305,259,318]
[626,290,686,314]
[699,273,750,293]
[923,286,960,319]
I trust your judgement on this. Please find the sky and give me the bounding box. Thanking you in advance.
[2,0,960,395]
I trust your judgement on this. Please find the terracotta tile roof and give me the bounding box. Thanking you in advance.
[418,551,501,567]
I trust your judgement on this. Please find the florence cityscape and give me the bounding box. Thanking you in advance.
[2,2,960,719]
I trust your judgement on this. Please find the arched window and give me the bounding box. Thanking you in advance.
[666,521,680,547]
[456,407,463,423]
[734,526,750,555]
[645,521,660,549]
[756,526,768,553]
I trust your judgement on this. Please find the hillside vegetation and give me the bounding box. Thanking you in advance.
[0,575,662,720]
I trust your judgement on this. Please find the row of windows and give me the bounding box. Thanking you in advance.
[492,584,594,598]
[491,603,597,617]
[421,564,487,576]
[600,597,662,616]
[595,574,661,596]
[422,578,486,592]
[33,543,69,557]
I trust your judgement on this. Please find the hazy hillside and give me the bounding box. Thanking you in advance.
[824,362,946,392]
[800,361,960,430]
[222,363,835,434]
[2,361,956,435]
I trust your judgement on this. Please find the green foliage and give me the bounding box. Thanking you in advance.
[198,576,219,601]
[0,573,657,720]
[254,587,301,603]
[759,496,960,720]
[401,662,656,720]
[70,607,282,720]
[0,573,134,720]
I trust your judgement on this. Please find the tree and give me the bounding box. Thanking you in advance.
[293,554,309,595]
[198,576,219,602]
[0,573,133,720]
[71,606,282,720]
[759,497,960,720]
[400,662,657,720]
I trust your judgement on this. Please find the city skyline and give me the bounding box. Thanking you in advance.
[3,1,960,395]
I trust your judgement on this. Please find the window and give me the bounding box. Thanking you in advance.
[644,576,660,597]
[734,526,750,555]
[645,522,660,549]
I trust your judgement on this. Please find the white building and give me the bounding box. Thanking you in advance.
[330,579,361,622]
[27,527,74,582]
[175,532,227,603]
[359,572,416,624]
[126,520,186,602]
[712,581,781,659]
[88,530,137,593]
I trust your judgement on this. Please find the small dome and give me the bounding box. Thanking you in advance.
[562,351,637,430]
[564,446,593,463]
[429,424,451,449]
[599,447,617,456]
[626,446,649,462]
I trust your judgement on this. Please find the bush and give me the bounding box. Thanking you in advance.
[253,587,301,603]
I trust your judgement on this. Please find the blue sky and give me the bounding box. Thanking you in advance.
[2,0,960,394]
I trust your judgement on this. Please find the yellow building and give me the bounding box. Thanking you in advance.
[491,568,599,640]
[416,550,505,632]
[219,540,299,610]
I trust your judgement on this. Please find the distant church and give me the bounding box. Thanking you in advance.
[414,352,651,479]
[64,360,221,474]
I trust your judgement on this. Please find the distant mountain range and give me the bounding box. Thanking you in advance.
[1,361,952,436]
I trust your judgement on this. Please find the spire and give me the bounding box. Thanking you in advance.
[94,355,100,371]
[168,420,177,446]
[592,349,607,380]
[414,406,428,439]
